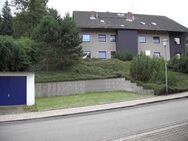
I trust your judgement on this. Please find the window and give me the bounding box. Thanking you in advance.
[100,20,105,23]
[82,35,91,42]
[153,52,160,57]
[111,51,116,58]
[83,51,91,59]
[98,51,106,59]
[174,37,181,45]
[138,35,146,43]
[153,36,160,44]
[98,34,106,42]
[110,35,116,42]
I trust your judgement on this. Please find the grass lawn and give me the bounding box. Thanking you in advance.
[28,91,153,111]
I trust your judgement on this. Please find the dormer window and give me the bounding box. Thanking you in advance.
[90,11,97,20]
[90,16,96,20]
[117,13,125,17]
[100,20,105,23]
[151,22,157,25]
[140,22,146,25]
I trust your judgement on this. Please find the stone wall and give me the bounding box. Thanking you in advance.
[35,78,154,97]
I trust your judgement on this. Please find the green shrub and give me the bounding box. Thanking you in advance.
[115,52,133,61]
[130,54,165,82]
[142,83,165,95]
[168,56,188,73]
[0,36,37,71]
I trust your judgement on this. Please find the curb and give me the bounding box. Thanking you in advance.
[0,93,188,123]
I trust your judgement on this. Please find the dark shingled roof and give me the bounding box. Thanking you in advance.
[73,11,187,32]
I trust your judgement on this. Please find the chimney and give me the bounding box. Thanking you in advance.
[90,11,97,20]
[126,12,134,21]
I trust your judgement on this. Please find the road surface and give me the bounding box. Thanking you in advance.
[0,98,188,141]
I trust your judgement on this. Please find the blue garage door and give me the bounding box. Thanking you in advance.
[0,76,26,106]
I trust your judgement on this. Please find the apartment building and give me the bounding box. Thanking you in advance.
[73,11,187,60]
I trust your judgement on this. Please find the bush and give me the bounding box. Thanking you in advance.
[168,56,188,73]
[0,36,15,71]
[0,36,37,71]
[130,54,165,82]
[115,52,133,61]
[142,83,166,95]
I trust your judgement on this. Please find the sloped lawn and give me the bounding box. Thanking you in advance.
[35,59,130,83]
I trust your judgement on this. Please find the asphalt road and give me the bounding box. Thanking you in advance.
[0,98,188,141]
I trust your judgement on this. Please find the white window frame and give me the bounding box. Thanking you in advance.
[153,36,160,44]
[138,35,146,43]
[98,34,106,42]
[174,37,181,45]
[98,51,107,59]
[83,51,91,59]
[110,35,116,42]
[153,52,161,58]
[82,34,91,42]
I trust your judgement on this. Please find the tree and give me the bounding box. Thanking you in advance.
[0,36,13,71]
[59,13,82,67]
[0,14,2,32]
[48,8,62,23]
[11,0,30,11]
[1,0,14,36]
[13,0,48,37]
[12,0,48,12]
[34,15,60,71]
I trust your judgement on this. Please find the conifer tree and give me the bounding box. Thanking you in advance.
[1,0,13,36]
[59,13,82,67]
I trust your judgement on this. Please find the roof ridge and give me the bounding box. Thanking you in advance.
[73,11,166,17]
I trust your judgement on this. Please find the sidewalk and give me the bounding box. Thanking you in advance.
[0,92,188,123]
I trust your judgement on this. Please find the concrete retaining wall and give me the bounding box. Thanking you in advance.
[35,78,154,97]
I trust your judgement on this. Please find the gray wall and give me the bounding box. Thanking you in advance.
[35,78,154,97]
[116,30,138,55]
[169,32,186,57]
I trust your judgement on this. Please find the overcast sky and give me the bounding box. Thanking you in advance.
[48,0,188,28]
[0,0,187,28]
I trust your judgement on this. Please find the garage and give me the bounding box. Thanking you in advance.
[0,73,35,106]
